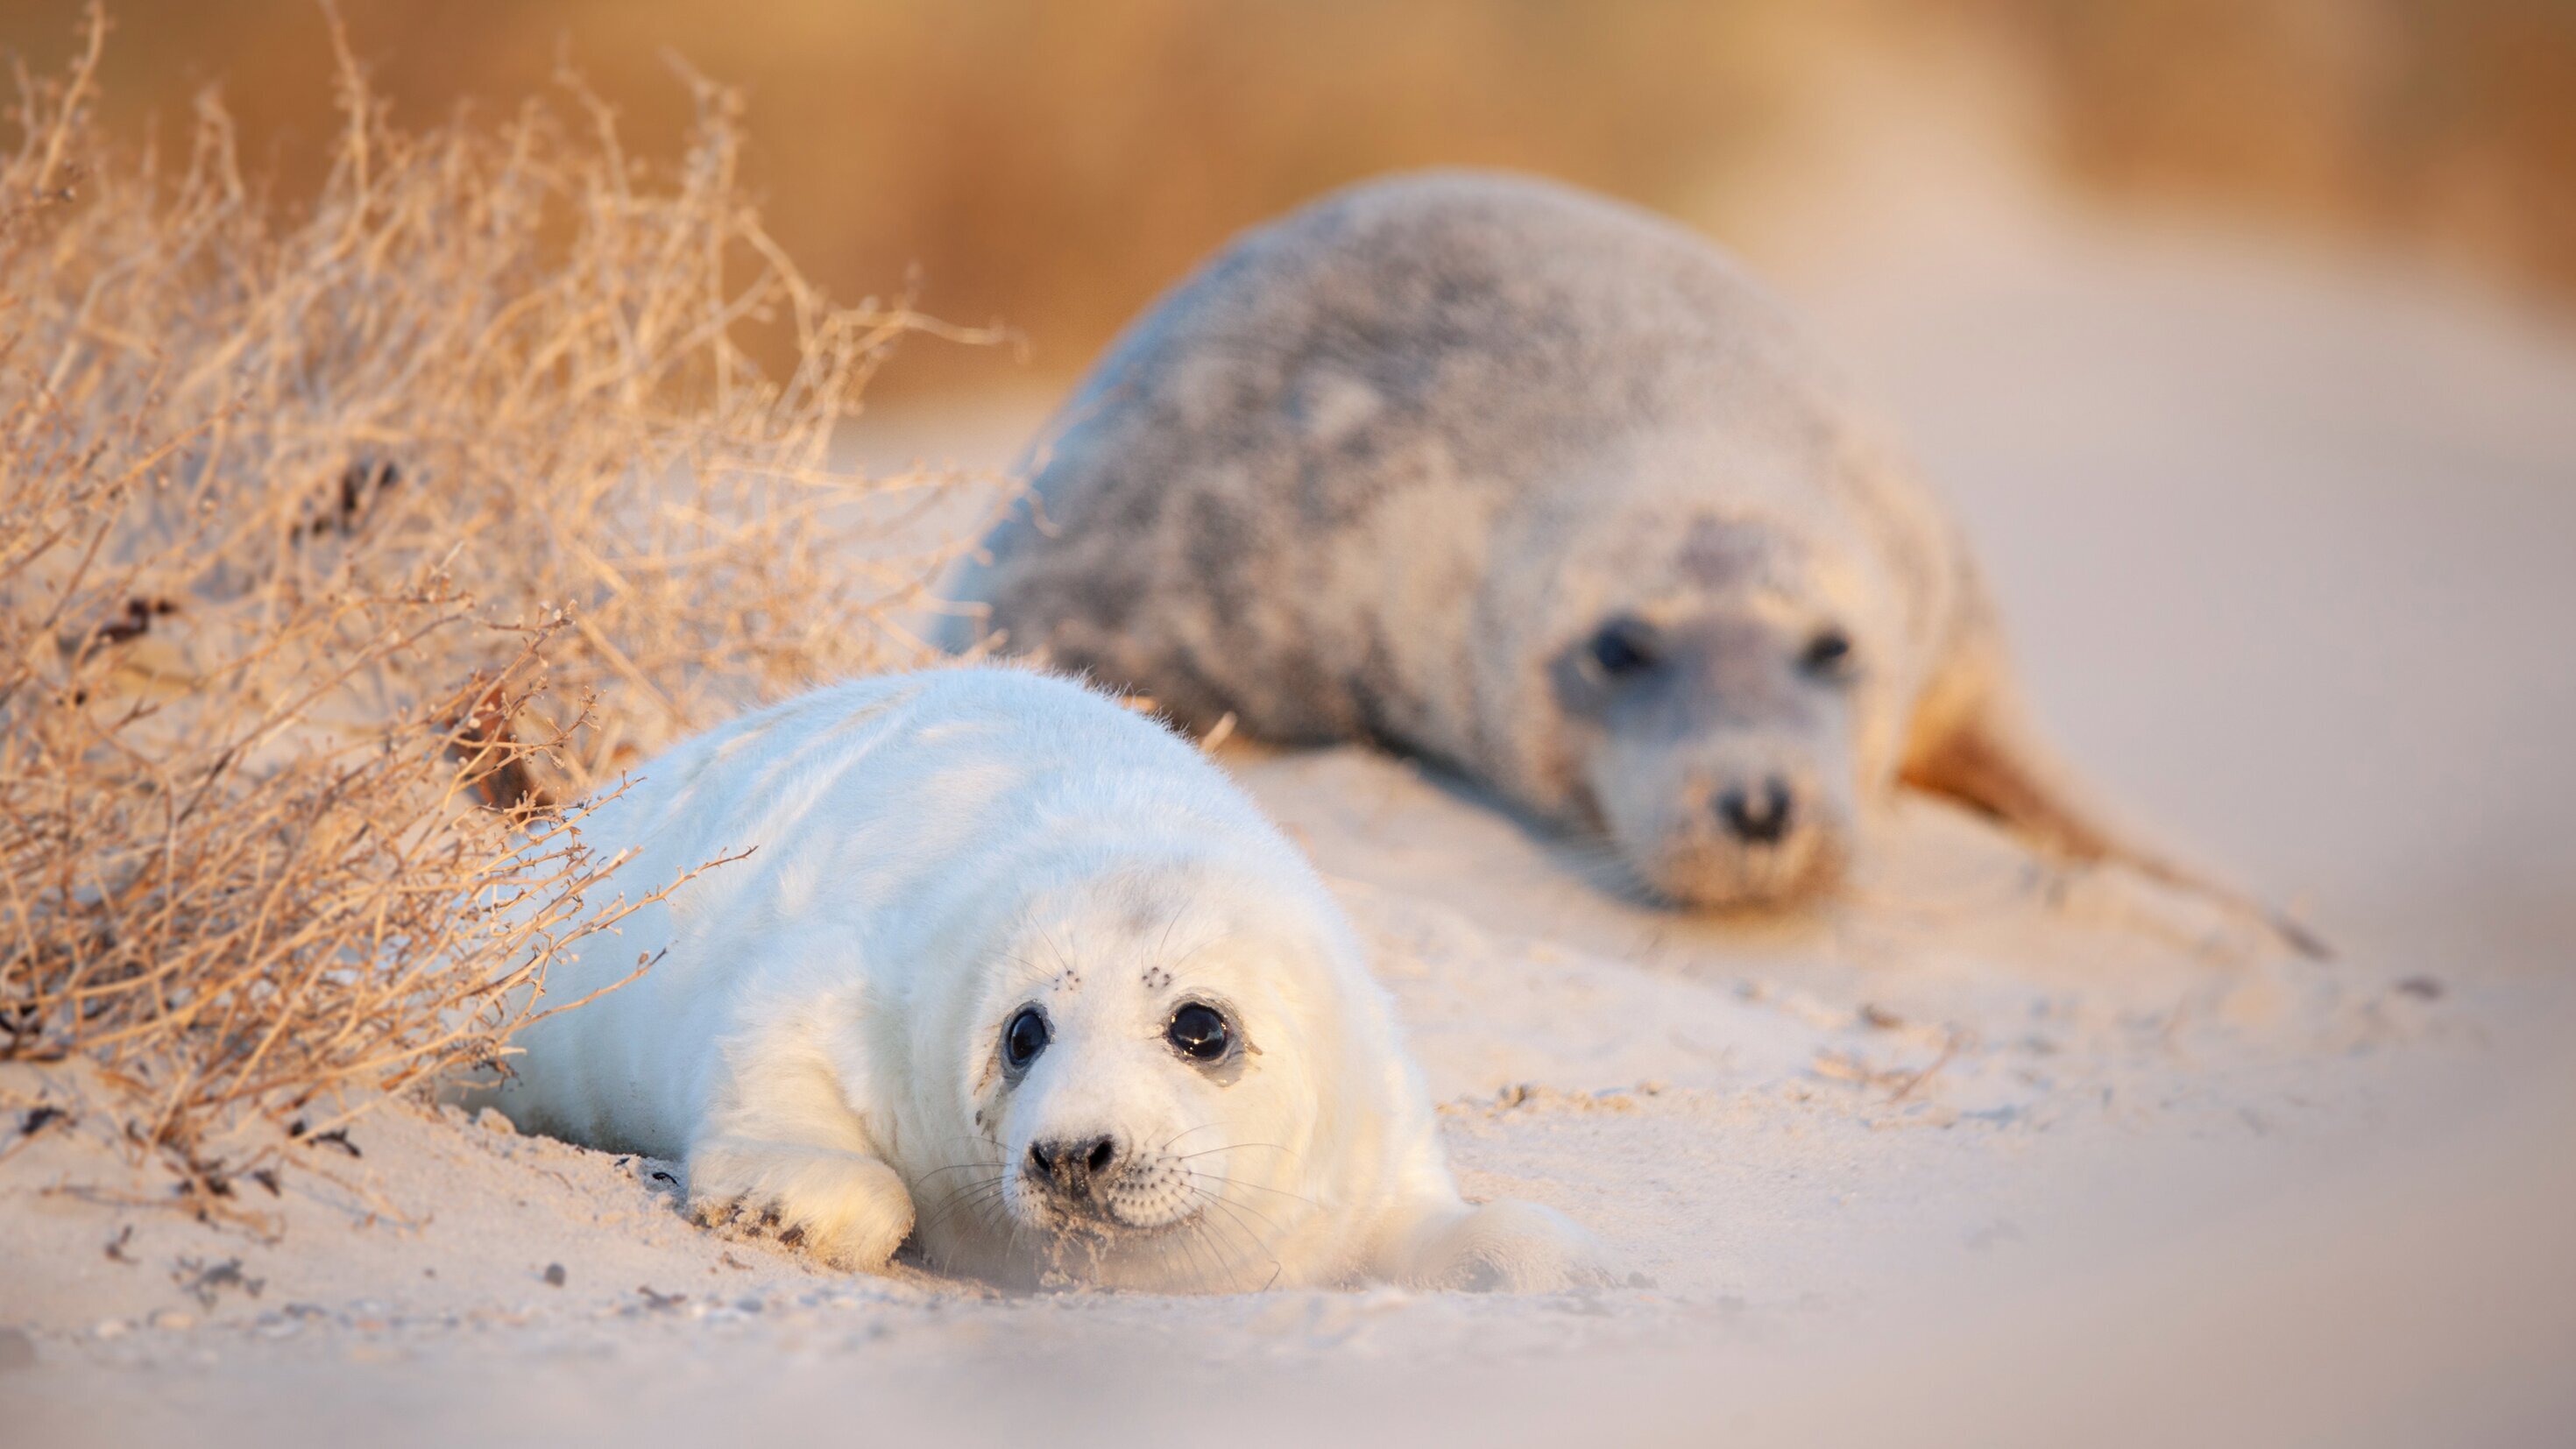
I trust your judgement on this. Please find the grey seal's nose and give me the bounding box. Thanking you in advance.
[1028,1134,1122,1199]
[1718,778,1794,845]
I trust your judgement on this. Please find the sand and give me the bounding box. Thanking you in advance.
[7,72,2574,1449]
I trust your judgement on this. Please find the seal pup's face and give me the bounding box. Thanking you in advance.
[1550,517,1878,909]
[922,863,1338,1292]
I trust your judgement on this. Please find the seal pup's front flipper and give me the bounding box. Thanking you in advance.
[1899,670,2332,961]
[686,981,916,1270]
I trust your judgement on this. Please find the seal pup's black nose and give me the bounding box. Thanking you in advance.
[1718,778,1794,845]
[1028,1134,1122,1200]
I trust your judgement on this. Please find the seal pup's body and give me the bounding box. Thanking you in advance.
[499,667,1606,1292]
[947,171,2320,953]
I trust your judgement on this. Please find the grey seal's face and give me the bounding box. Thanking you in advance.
[1553,594,1866,909]
[927,866,1331,1291]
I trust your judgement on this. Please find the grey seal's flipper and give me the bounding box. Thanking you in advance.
[1902,596,2332,958]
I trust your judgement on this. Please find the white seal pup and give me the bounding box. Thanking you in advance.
[495,667,1610,1292]
[944,170,2322,955]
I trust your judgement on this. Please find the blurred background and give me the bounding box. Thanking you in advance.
[5,0,2570,394]
[8,11,2575,1438]
[6,0,2572,963]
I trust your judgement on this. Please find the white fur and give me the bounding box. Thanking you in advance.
[496,667,1610,1293]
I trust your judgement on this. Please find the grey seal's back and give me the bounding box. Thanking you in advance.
[952,170,1892,780]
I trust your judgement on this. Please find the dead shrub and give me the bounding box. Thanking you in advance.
[0,5,1002,1167]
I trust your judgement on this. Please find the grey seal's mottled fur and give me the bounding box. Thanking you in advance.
[943,171,2322,953]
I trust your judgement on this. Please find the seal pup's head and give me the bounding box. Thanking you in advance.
[910,853,1362,1292]
[1541,499,1899,909]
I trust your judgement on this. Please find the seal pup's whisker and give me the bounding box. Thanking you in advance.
[913,1172,1009,1234]
[1158,1122,1231,1153]
[1186,1218,1250,1290]
[1224,1182,1321,1212]
[911,1186,1008,1244]
[1203,1185,1287,1247]
[1170,1138,1292,1159]
[913,1181,1015,1250]
[1170,1216,1228,1290]
[1182,1163,1318,1212]
[911,1159,1007,1185]
[1168,1184,1248,1277]
[1195,1190,1286,1289]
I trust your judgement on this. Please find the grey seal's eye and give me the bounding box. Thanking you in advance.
[1166,1002,1230,1063]
[1003,1006,1050,1071]
[1586,616,1661,679]
[1801,629,1852,678]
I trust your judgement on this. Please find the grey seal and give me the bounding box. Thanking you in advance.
[943,171,2322,955]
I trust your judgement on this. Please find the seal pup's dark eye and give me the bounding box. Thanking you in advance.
[1003,1006,1051,1071]
[1166,1002,1231,1063]
[1586,616,1661,680]
[1801,629,1852,679]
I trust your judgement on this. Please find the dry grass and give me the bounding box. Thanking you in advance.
[0,5,999,1173]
